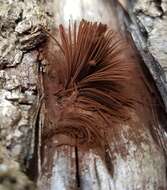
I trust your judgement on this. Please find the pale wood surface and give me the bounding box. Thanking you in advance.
[37,0,167,190]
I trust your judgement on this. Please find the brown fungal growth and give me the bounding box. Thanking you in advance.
[40,20,134,151]
[37,20,167,189]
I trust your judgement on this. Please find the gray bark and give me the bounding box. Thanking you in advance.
[126,0,167,111]
[0,0,49,189]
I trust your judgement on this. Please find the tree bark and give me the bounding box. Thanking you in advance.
[0,0,167,190]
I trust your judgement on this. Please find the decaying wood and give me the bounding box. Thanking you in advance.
[0,0,167,190]
[37,1,167,190]
[118,0,167,112]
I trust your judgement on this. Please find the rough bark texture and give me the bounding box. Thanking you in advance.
[0,0,49,189]
[0,0,167,190]
[128,0,167,110]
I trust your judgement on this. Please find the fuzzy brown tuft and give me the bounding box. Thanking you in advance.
[41,20,134,148]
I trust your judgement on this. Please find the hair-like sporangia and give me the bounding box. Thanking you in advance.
[41,20,134,150]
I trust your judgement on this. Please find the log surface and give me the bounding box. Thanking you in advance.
[0,0,166,190]
[37,0,167,190]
